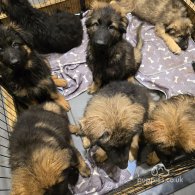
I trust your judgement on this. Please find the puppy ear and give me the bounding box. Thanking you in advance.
[98,131,111,144]
[8,23,33,47]
[119,16,129,33]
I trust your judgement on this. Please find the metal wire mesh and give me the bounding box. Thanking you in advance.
[0,87,16,195]
[0,0,194,194]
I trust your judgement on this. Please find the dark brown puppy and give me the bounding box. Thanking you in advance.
[10,102,90,195]
[144,94,195,165]
[115,0,193,54]
[0,24,70,112]
[77,81,150,169]
[86,1,143,94]
[0,0,83,54]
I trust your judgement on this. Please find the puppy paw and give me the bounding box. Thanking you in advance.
[168,42,181,54]
[146,151,160,166]
[87,82,99,94]
[61,100,71,111]
[82,137,91,149]
[52,76,68,87]
[79,163,91,177]
[129,151,136,161]
[93,148,107,163]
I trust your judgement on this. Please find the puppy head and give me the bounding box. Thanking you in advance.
[165,18,193,51]
[144,94,195,156]
[11,147,79,195]
[0,24,33,70]
[80,94,145,169]
[85,1,128,49]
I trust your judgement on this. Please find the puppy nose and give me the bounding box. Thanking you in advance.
[10,57,19,65]
[95,40,107,47]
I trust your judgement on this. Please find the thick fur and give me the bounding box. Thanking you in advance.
[0,0,83,54]
[115,0,193,54]
[144,94,195,164]
[79,81,150,169]
[10,102,90,195]
[86,1,143,94]
[0,24,70,111]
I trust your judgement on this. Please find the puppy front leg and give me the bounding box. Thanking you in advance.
[146,151,160,166]
[75,149,91,177]
[88,76,102,94]
[129,134,139,161]
[155,23,181,54]
[93,147,108,163]
[51,92,70,111]
[51,75,68,88]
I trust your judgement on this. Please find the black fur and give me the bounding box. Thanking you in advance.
[0,0,83,53]
[86,4,142,87]
[98,81,150,111]
[0,25,58,111]
[192,61,195,72]
[10,103,79,194]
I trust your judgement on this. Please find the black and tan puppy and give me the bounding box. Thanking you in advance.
[0,24,70,112]
[75,81,150,169]
[0,0,83,54]
[10,102,90,195]
[86,1,143,94]
[115,0,193,54]
[144,94,195,165]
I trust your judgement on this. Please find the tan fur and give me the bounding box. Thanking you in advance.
[146,151,160,166]
[43,102,61,114]
[87,77,102,94]
[23,45,31,55]
[93,147,108,163]
[129,134,139,161]
[51,75,67,88]
[26,60,32,68]
[51,92,70,111]
[11,148,71,195]
[80,93,145,145]
[92,0,126,16]
[144,94,195,153]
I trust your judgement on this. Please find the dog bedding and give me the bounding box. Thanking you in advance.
[46,12,195,194]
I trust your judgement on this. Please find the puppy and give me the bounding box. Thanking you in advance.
[86,1,143,94]
[115,0,193,54]
[0,0,83,54]
[0,24,70,112]
[144,94,195,165]
[9,102,90,195]
[77,81,150,169]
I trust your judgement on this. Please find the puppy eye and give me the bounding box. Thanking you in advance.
[12,42,19,48]
[108,25,115,30]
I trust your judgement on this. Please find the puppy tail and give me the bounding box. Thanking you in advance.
[134,23,143,65]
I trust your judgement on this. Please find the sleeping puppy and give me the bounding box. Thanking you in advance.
[144,94,195,165]
[114,0,193,54]
[0,0,83,54]
[10,102,90,195]
[86,1,143,94]
[0,24,70,112]
[75,81,150,169]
